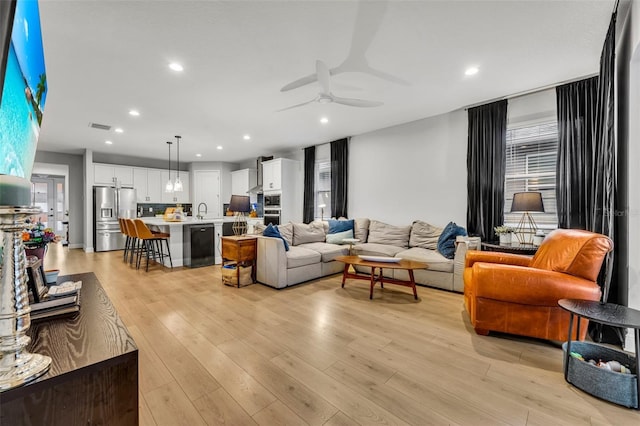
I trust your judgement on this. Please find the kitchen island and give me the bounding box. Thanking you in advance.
[141,217,263,267]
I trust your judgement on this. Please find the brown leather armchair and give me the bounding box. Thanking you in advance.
[464,229,613,341]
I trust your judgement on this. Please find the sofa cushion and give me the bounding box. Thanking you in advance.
[298,242,349,262]
[293,222,326,245]
[368,220,411,248]
[287,246,321,269]
[395,247,453,273]
[409,220,443,250]
[326,229,354,244]
[354,218,370,242]
[278,222,294,246]
[355,243,404,258]
[263,223,289,251]
[328,219,354,234]
[437,222,467,259]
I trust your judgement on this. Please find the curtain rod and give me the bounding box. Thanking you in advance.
[463,72,598,111]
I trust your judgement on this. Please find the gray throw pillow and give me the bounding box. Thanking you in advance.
[368,220,411,248]
[292,222,326,245]
[354,218,370,242]
[409,220,443,250]
[278,222,294,246]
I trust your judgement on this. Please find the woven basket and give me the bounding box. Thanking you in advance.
[222,264,252,287]
[563,341,638,408]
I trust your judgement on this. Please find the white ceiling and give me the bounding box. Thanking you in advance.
[36,0,615,164]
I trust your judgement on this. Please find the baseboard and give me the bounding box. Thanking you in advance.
[83,246,94,253]
[68,243,83,249]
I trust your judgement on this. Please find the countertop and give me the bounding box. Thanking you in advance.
[141,216,263,226]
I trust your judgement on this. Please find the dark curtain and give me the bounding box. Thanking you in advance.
[555,77,599,230]
[302,146,316,223]
[330,138,349,218]
[466,100,508,241]
[556,12,618,343]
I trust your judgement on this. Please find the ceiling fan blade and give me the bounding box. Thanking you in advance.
[316,60,331,94]
[332,96,383,108]
[276,98,316,112]
[280,73,317,92]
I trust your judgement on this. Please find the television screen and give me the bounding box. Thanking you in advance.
[0,0,46,179]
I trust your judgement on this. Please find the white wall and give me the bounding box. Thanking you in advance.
[507,88,556,125]
[349,109,468,227]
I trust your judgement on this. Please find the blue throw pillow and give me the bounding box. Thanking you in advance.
[263,223,289,251]
[437,222,467,259]
[328,219,354,234]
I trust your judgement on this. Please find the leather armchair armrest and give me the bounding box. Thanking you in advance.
[471,262,601,305]
[465,250,532,268]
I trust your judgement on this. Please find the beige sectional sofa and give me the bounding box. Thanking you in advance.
[255,218,480,292]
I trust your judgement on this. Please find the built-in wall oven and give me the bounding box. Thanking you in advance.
[264,209,281,226]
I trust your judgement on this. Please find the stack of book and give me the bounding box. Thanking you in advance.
[30,281,82,321]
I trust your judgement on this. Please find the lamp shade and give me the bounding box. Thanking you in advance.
[510,192,545,213]
[229,195,251,213]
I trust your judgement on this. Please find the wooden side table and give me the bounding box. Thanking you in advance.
[221,236,257,287]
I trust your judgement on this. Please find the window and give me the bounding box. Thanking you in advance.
[315,160,331,220]
[504,122,558,228]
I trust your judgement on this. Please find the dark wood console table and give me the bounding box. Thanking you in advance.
[0,272,139,425]
[481,240,538,256]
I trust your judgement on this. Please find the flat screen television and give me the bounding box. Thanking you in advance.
[0,0,46,205]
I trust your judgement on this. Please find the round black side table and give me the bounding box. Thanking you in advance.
[481,241,538,256]
[559,299,640,409]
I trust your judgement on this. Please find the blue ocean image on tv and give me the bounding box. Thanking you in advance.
[0,0,47,179]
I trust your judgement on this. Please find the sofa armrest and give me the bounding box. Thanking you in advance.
[256,235,288,288]
[453,236,481,292]
[471,262,601,305]
[465,250,532,268]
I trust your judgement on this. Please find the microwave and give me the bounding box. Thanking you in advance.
[264,193,281,207]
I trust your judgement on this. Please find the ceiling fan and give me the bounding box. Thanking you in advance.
[277,60,383,112]
[280,1,409,93]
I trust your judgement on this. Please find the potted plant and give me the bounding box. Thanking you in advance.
[494,225,514,244]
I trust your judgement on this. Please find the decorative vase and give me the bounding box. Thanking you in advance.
[0,206,51,390]
[24,245,46,262]
[499,233,511,244]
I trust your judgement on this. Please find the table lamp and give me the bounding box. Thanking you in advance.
[229,195,251,235]
[510,191,545,245]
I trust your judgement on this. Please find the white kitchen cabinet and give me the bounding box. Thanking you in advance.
[133,168,163,203]
[175,172,190,204]
[231,168,257,198]
[262,158,302,223]
[94,164,133,187]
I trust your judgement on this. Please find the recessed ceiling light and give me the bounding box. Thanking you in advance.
[105,140,113,145]
[465,66,479,76]
[320,117,329,124]
[169,62,184,72]
[129,109,140,116]
[243,134,251,140]
[114,128,123,133]
[217,146,223,150]
[196,153,202,157]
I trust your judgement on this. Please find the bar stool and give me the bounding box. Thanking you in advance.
[132,219,173,271]
[124,218,139,265]
[119,218,131,262]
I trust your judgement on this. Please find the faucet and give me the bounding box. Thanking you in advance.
[196,202,208,220]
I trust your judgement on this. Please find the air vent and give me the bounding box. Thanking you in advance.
[89,122,112,131]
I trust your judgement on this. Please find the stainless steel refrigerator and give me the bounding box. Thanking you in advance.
[93,186,137,252]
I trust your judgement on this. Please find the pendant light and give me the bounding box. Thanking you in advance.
[173,135,183,192]
[165,141,174,192]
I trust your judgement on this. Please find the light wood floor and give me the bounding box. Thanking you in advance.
[44,244,640,426]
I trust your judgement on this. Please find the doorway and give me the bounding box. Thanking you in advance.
[30,175,66,235]
[193,170,221,217]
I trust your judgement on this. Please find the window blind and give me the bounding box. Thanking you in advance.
[504,122,558,227]
[315,160,331,219]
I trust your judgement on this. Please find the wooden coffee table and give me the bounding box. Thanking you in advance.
[336,255,427,300]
